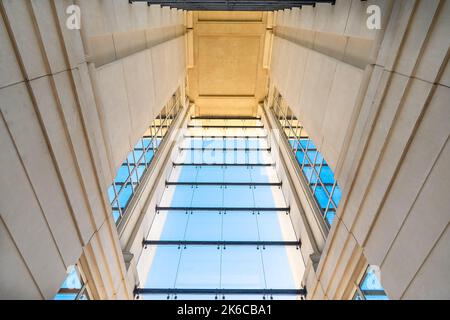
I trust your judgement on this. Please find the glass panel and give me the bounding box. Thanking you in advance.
[222,211,258,241]
[325,210,336,227]
[170,166,198,183]
[314,186,329,210]
[117,184,133,209]
[262,247,301,289]
[108,185,116,204]
[247,138,267,149]
[54,266,87,300]
[129,164,138,184]
[221,246,265,289]
[196,166,224,183]
[139,114,305,300]
[143,246,181,288]
[360,266,388,299]
[115,165,129,184]
[258,212,297,241]
[319,166,335,184]
[112,202,121,223]
[191,186,223,207]
[146,149,155,165]
[187,128,266,137]
[54,293,78,300]
[223,166,251,182]
[223,186,254,208]
[289,139,297,149]
[142,138,152,149]
[184,212,222,241]
[247,151,266,164]
[224,150,241,164]
[159,186,194,207]
[253,186,286,208]
[223,138,246,149]
[136,165,146,180]
[250,166,278,183]
[184,138,203,148]
[148,211,189,240]
[133,149,145,165]
[176,246,221,289]
[295,151,306,165]
[178,150,273,165]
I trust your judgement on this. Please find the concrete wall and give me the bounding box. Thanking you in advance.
[0,0,186,300]
[187,11,271,116]
[77,0,185,67]
[272,0,450,300]
[94,35,186,173]
[270,0,393,176]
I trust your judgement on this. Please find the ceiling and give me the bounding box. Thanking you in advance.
[186,11,272,116]
[130,1,335,11]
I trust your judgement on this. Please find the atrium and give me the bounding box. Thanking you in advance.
[0,0,449,301]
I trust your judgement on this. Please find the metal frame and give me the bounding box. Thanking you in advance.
[135,288,307,296]
[187,125,265,129]
[271,88,341,228]
[165,181,282,187]
[155,206,291,212]
[108,89,183,225]
[143,240,301,247]
[139,116,304,300]
[172,162,275,167]
[185,135,268,139]
[191,116,262,120]
[179,147,271,151]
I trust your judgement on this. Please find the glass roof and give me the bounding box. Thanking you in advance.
[136,118,305,300]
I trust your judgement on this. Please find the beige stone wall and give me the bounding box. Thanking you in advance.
[274,0,450,300]
[0,0,186,300]
[94,35,186,173]
[270,0,393,175]
[187,11,271,116]
[77,0,185,67]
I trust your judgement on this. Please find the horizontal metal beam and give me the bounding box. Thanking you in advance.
[180,147,270,152]
[165,181,282,187]
[135,288,307,296]
[287,136,310,140]
[191,116,261,120]
[185,135,268,139]
[187,125,264,129]
[130,0,335,11]
[172,162,275,167]
[156,206,290,212]
[143,240,301,246]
